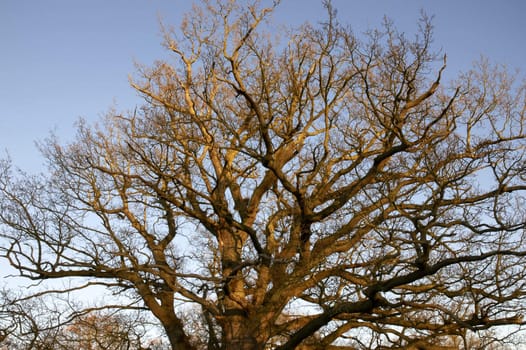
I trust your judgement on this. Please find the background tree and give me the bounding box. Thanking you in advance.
[0,288,64,350]
[56,312,154,350]
[1,0,526,349]
[0,288,161,350]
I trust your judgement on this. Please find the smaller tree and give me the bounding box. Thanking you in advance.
[0,288,62,350]
[0,288,162,350]
[55,312,148,350]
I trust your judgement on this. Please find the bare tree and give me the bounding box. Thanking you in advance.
[0,288,63,350]
[53,312,150,350]
[0,288,159,350]
[1,1,525,349]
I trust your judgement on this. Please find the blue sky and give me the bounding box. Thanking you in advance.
[1,0,525,171]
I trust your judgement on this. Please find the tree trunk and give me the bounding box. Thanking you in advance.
[217,227,263,349]
[164,319,195,350]
[221,315,262,350]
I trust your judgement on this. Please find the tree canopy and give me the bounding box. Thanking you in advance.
[1,1,526,349]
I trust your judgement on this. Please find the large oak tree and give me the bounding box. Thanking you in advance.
[1,1,526,349]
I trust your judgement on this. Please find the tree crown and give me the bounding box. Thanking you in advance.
[1,1,526,349]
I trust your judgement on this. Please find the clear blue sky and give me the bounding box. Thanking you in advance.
[0,0,525,171]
